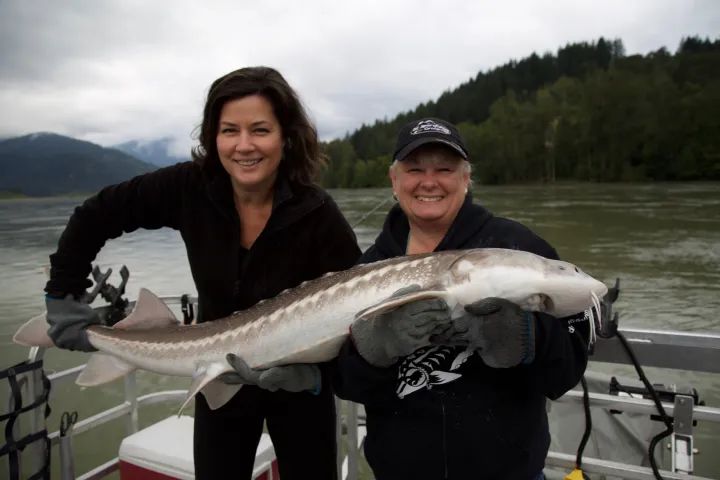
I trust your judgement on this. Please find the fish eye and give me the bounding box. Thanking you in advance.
[406,368,428,387]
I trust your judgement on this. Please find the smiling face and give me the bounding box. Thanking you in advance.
[390,144,470,230]
[216,94,284,195]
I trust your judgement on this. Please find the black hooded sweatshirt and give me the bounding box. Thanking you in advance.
[45,161,362,479]
[45,161,361,322]
[333,195,590,480]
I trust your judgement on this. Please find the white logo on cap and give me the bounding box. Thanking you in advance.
[410,120,450,136]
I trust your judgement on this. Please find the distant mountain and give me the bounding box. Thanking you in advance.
[114,138,189,167]
[0,133,157,196]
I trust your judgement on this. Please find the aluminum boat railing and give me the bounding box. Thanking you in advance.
[7,295,720,480]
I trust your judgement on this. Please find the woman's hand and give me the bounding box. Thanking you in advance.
[46,294,100,352]
[443,297,535,368]
[220,354,322,394]
[350,286,453,367]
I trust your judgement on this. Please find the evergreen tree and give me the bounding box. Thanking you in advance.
[318,36,720,188]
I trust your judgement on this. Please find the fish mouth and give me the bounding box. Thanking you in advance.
[542,294,554,313]
[525,293,553,313]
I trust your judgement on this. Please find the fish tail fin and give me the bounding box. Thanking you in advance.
[13,288,177,346]
[76,352,135,386]
[13,312,55,348]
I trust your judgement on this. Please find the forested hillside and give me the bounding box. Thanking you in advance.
[320,36,720,187]
[0,133,155,196]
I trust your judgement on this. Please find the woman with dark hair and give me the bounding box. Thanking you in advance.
[43,66,360,479]
[193,66,325,186]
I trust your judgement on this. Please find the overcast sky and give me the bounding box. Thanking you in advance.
[1,0,718,156]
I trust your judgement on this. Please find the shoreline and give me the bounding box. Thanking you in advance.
[2,180,720,201]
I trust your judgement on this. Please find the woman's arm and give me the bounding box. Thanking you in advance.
[46,163,193,296]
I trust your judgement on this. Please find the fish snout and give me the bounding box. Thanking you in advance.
[553,260,587,277]
[592,279,609,299]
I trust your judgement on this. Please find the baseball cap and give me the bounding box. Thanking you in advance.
[393,117,469,161]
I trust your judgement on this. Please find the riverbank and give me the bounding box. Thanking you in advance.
[2,180,719,202]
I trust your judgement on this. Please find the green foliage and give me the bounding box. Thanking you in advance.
[320,35,720,187]
[321,139,357,188]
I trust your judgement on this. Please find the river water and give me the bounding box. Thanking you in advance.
[1,183,719,478]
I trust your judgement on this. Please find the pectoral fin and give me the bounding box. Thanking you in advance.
[76,353,135,386]
[355,289,449,320]
[178,362,235,415]
[200,381,242,410]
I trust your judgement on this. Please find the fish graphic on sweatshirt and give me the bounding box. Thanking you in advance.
[396,346,474,398]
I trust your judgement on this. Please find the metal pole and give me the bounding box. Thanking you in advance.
[26,346,47,476]
[58,411,78,480]
[124,372,139,435]
[335,397,343,480]
[672,394,695,474]
[346,401,359,480]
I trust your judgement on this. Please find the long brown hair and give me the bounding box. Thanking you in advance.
[192,66,325,185]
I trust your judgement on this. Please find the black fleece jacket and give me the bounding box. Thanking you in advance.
[333,194,590,480]
[45,161,361,323]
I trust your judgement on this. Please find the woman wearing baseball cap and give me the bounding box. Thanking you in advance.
[334,117,591,479]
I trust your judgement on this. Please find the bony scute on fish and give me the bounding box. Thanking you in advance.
[13,248,608,414]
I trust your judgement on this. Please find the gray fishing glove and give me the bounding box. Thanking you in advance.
[221,354,321,394]
[350,285,453,367]
[46,295,100,352]
[445,297,535,368]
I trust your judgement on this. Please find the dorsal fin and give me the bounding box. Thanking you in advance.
[114,288,179,330]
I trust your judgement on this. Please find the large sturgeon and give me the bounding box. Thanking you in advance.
[14,248,607,413]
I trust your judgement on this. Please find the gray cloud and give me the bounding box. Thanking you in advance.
[1,0,718,155]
